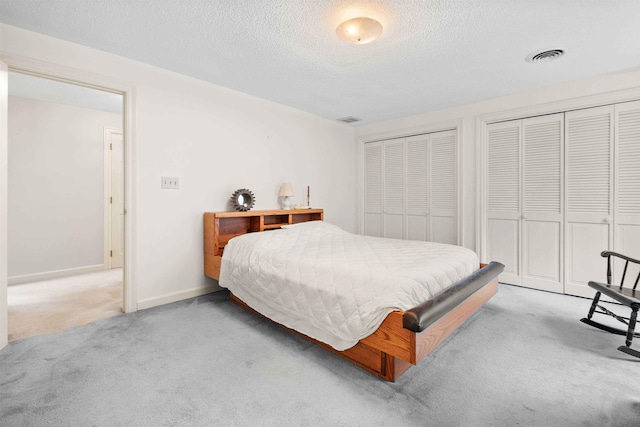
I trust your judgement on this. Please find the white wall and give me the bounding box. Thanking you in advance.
[355,66,640,255]
[7,95,122,279]
[0,24,357,310]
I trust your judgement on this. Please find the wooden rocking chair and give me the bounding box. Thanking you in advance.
[580,251,640,358]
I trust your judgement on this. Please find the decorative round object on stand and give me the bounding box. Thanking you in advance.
[230,188,255,211]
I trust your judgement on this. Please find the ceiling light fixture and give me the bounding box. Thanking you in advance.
[336,17,383,44]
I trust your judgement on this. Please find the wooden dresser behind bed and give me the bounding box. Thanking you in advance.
[204,209,324,280]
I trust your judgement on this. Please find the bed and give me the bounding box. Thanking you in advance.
[203,209,503,381]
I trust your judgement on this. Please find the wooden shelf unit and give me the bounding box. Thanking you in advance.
[204,209,323,280]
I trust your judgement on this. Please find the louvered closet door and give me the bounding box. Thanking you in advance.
[364,141,383,237]
[486,120,521,285]
[521,114,564,292]
[383,139,405,239]
[405,134,429,241]
[565,106,614,297]
[430,130,457,244]
[614,101,640,282]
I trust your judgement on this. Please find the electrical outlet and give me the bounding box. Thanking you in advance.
[161,176,180,189]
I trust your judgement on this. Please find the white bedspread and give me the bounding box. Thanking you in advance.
[219,221,479,351]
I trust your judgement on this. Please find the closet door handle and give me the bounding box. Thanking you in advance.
[521,215,528,221]
[603,217,612,224]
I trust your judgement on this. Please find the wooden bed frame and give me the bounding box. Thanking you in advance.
[203,209,504,381]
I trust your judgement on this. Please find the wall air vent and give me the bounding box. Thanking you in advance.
[336,116,362,123]
[525,49,565,63]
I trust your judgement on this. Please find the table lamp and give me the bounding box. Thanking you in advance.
[279,182,294,210]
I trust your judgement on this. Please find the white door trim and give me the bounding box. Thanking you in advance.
[0,53,138,318]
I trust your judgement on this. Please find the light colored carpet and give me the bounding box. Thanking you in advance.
[1,284,639,426]
[8,268,123,341]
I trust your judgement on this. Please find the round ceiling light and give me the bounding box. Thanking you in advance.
[336,17,383,44]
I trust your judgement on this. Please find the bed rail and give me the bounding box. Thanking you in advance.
[403,261,505,332]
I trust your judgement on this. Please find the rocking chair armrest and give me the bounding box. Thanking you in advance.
[601,251,640,266]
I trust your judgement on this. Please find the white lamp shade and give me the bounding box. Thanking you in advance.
[279,182,295,197]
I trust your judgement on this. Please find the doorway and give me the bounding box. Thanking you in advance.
[6,71,125,341]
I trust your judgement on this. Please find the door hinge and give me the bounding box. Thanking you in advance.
[110,143,113,150]
[110,250,113,257]
[110,197,112,204]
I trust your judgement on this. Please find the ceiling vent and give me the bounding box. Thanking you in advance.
[525,49,565,63]
[336,116,362,123]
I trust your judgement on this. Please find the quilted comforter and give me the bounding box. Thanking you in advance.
[219,221,479,351]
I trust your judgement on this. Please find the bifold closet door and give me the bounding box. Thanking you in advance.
[564,105,614,297]
[486,121,521,285]
[364,141,383,237]
[430,130,457,244]
[383,139,405,239]
[405,134,429,241]
[614,101,640,282]
[364,131,457,242]
[485,101,639,296]
[521,114,564,293]
[486,115,564,290]
[363,138,411,240]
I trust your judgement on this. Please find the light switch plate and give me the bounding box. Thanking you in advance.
[161,176,180,189]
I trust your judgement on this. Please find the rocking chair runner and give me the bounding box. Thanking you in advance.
[581,251,640,358]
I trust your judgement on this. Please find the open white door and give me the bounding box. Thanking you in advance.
[110,130,124,268]
[1,60,8,350]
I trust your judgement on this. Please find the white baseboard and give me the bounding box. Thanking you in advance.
[8,264,106,285]
[137,283,221,311]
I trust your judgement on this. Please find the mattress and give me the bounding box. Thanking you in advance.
[219,221,479,351]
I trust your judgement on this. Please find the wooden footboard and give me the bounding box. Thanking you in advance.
[229,262,503,382]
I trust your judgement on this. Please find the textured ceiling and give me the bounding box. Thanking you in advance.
[1,1,639,125]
